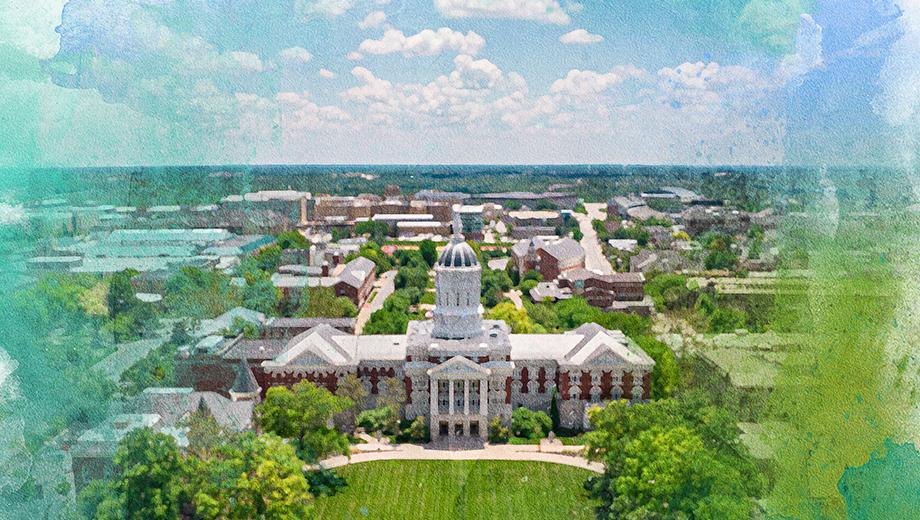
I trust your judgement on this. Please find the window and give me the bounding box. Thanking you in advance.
[454,381,464,412]
[438,380,450,413]
[469,380,480,412]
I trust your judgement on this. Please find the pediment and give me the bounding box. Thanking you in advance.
[427,355,490,377]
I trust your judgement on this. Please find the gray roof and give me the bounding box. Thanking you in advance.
[195,307,266,337]
[513,236,584,262]
[337,256,376,288]
[231,357,260,394]
[133,388,254,431]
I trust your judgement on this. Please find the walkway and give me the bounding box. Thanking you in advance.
[321,438,604,473]
[355,270,396,334]
[506,289,524,309]
[572,203,615,275]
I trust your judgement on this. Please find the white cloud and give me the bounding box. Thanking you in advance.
[559,29,603,45]
[341,56,517,126]
[319,68,337,79]
[295,0,353,18]
[347,51,364,60]
[279,46,314,64]
[776,14,823,85]
[358,28,485,57]
[374,0,391,3]
[230,51,266,71]
[550,66,647,97]
[434,0,570,25]
[276,91,351,130]
[359,11,387,29]
[0,0,67,59]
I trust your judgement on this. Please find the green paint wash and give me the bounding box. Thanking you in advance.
[838,439,920,520]
[765,174,918,519]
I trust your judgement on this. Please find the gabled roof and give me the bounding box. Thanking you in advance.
[231,357,260,394]
[427,355,491,378]
[264,324,357,368]
[562,323,654,367]
[337,256,376,288]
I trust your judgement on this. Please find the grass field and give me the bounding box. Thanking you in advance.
[313,460,598,520]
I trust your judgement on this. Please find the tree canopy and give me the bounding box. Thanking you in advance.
[256,380,352,462]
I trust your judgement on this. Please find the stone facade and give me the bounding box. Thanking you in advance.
[180,214,654,441]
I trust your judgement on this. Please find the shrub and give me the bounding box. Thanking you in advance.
[405,416,429,443]
[356,407,396,435]
[511,407,553,439]
[708,307,749,333]
[520,279,538,293]
[488,416,511,443]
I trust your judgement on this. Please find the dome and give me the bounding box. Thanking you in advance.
[437,240,479,268]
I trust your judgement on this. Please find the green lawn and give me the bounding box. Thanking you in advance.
[313,460,598,520]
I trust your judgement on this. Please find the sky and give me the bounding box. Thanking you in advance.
[0,0,918,167]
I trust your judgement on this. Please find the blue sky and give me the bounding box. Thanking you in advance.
[0,0,917,166]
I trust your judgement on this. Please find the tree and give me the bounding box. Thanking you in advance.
[253,244,283,272]
[356,407,395,435]
[256,380,352,462]
[191,433,313,520]
[335,374,368,429]
[363,308,410,335]
[549,388,560,432]
[584,395,763,520]
[243,277,281,315]
[107,269,138,318]
[354,221,390,242]
[108,428,187,520]
[705,248,738,270]
[276,230,311,250]
[164,266,240,319]
[298,286,357,318]
[353,242,394,274]
[378,376,407,433]
[635,336,680,399]
[395,265,429,292]
[406,416,428,442]
[419,240,438,267]
[511,407,553,439]
[708,307,748,333]
[486,302,544,333]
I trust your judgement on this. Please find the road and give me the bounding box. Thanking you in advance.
[573,202,615,275]
[355,270,396,334]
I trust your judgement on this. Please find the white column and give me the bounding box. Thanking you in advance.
[480,378,488,416]
[463,380,470,415]
[430,377,437,417]
[448,380,455,415]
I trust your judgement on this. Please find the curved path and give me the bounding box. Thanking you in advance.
[321,441,604,473]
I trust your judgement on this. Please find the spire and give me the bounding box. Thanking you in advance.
[230,357,260,401]
[451,205,464,243]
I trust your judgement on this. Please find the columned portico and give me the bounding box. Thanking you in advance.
[427,356,490,440]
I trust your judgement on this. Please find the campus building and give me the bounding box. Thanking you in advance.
[183,215,654,440]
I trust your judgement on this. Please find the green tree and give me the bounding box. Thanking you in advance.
[253,244,283,272]
[256,380,352,462]
[419,240,438,267]
[708,307,748,333]
[488,416,511,443]
[297,286,357,318]
[108,428,187,520]
[191,433,313,520]
[335,373,368,429]
[378,377,407,432]
[549,388,560,432]
[164,266,240,319]
[107,269,138,318]
[705,248,738,270]
[362,308,410,335]
[406,416,428,442]
[395,265,429,292]
[634,336,680,399]
[584,395,763,520]
[276,230,311,250]
[485,302,544,333]
[243,277,281,315]
[354,221,390,242]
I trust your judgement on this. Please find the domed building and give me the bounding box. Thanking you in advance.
[184,211,655,442]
